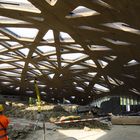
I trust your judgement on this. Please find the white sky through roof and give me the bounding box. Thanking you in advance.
[6,41,19,46]
[6,27,39,38]
[0,45,5,50]
[2,0,30,3]
[18,48,29,56]
[62,53,86,60]
[0,0,41,13]
[43,30,54,40]
[94,84,110,92]
[37,46,56,53]
[66,6,99,18]
[0,63,15,69]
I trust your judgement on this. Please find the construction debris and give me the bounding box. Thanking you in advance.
[8,118,61,140]
[60,115,81,121]
[55,117,112,130]
[5,102,72,122]
[3,101,112,140]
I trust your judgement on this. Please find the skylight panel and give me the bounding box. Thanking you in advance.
[15,87,20,91]
[37,64,47,69]
[1,82,11,85]
[107,76,118,85]
[0,63,16,69]
[29,63,35,68]
[29,80,34,83]
[61,53,85,60]
[71,96,76,99]
[9,85,14,88]
[0,0,41,13]
[126,60,139,66]
[14,61,25,67]
[18,48,29,56]
[0,76,11,80]
[1,71,21,77]
[49,55,57,59]
[1,0,30,3]
[43,30,54,43]
[61,62,68,67]
[60,32,75,42]
[49,73,55,79]
[84,82,89,86]
[73,82,77,85]
[27,71,36,77]
[0,55,12,60]
[129,88,140,95]
[128,60,137,64]
[0,33,10,39]
[103,38,131,45]
[15,77,21,80]
[88,72,97,77]
[90,45,111,51]
[6,41,19,46]
[94,84,110,92]
[76,86,84,92]
[6,27,39,39]
[122,74,136,79]
[0,16,29,24]
[32,53,38,57]
[85,60,97,67]
[37,46,56,53]
[98,60,108,68]
[40,91,46,95]
[38,85,46,88]
[103,22,140,35]
[45,0,58,6]
[14,69,22,73]
[32,69,42,75]
[0,44,6,50]
[78,26,104,32]
[67,44,83,51]
[114,78,124,85]
[66,6,99,18]
[70,65,88,69]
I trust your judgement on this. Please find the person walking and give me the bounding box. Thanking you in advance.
[0,104,9,140]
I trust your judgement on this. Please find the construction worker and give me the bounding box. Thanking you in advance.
[0,104,9,140]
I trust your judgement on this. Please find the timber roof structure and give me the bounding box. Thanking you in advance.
[0,0,140,104]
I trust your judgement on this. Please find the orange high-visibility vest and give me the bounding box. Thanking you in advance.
[0,115,9,140]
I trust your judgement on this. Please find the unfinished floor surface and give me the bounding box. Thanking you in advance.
[23,125,140,140]
[14,122,140,140]
[58,125,140,140]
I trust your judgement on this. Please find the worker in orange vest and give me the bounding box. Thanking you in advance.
[0,104,9,140]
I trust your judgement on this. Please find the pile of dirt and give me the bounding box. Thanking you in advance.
[4,102,76,122]
[56,119,112,130]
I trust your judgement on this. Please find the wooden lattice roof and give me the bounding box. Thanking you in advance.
[0,0,140,104]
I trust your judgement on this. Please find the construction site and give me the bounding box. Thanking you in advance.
[0,0,140,140]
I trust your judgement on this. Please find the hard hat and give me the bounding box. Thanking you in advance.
[0,104,4,112]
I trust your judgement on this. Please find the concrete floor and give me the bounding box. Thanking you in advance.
[58,125,140,140]
[25,125,140,140]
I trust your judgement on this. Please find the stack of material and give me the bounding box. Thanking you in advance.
[55,117,112,130]
[111,116,140,125]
